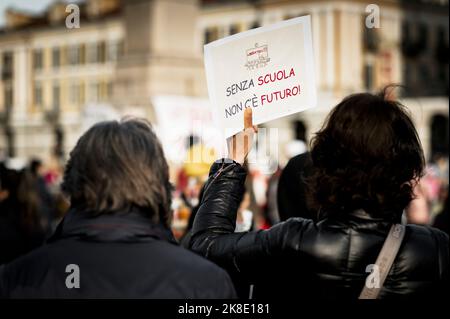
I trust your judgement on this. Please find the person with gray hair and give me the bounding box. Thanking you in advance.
[0,118,236,299]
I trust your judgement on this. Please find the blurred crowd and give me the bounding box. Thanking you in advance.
[175,134,449,245]
[2,134,447,266]
[0,157,68,264]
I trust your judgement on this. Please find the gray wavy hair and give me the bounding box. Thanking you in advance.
[62,117,172,227]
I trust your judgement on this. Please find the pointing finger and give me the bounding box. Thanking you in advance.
[244,107,253,129]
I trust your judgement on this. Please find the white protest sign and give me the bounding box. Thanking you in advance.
[204,16,317,138]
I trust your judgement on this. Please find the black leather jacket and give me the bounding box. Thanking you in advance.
[190,160,449,299]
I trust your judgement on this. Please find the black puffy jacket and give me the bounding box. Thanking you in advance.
[190,160,449,299]
[0,207,236,298]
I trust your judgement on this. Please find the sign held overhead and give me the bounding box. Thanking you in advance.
[204,15,317,138]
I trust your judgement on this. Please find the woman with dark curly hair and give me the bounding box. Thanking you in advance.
[306,91,425,220]
[190,92,449,299]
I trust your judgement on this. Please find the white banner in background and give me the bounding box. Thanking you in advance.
[152,95,225,163]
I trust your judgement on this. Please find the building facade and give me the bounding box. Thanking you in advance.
[0,0,124,161]
[0,0,448,166]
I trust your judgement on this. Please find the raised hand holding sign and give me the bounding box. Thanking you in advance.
[227,107,258,165]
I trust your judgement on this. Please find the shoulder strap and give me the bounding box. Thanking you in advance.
[359,223,406,299]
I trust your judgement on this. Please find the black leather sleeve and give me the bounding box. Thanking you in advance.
[432,228,449,285]
[190,158,313,283]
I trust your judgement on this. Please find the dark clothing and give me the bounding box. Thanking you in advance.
[0,210,45,265]
[0,207,236,298]
[0,168,46,265]
[35,176,55,232]
[434,195,449,236]
[277,152,316,221]
[190,160,449,299]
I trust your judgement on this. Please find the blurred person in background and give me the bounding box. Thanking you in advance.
[173,135,215,239]
[405,181,430,224]
[247,167,269,230]
[0,163,46,265]
[277,152,316,222]
[29,158,55,235]
[36,155,70,232]
[277,120,317,222]
[428,153,449,217]
[434,194,449,236]
[190,92,449,299]
[432,154,449,185]
[261,165,282,226]
[0,119,235,298]
[235,191,254,233]
[406,153,449,225]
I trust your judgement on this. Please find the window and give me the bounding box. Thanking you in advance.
[403,61,413,91]
[34,82,43,106]
[435,26,448,64]
[430,114,449,157]
[437,26,446,46]
[106,81,113,99]
[249,21,260,29]
[2,51,13,80]
[33,49,43,70]
[419,62,431,87]
[364,63,374,91]
[4,84,13,109]
[52,47,60,68]
[437,63,447,83]
[69,82,80,105]
[107,41,120,61]
[417,23,428,51]
[68,45,81,65]
[204,27,219,45]
[229,24,240,35]
[79,44,86,64]
[87,43,98,64]
[98,41,106,63]
[88,82,100,102]
[52,82,60,109]
[98,81,105,102]
[402,22,410,43]
[80,82,85,105]
[97,82,102,101]
[401,21,411,54]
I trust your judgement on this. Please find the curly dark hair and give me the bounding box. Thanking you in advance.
[61,118,172,227]
[307,89,425,221]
